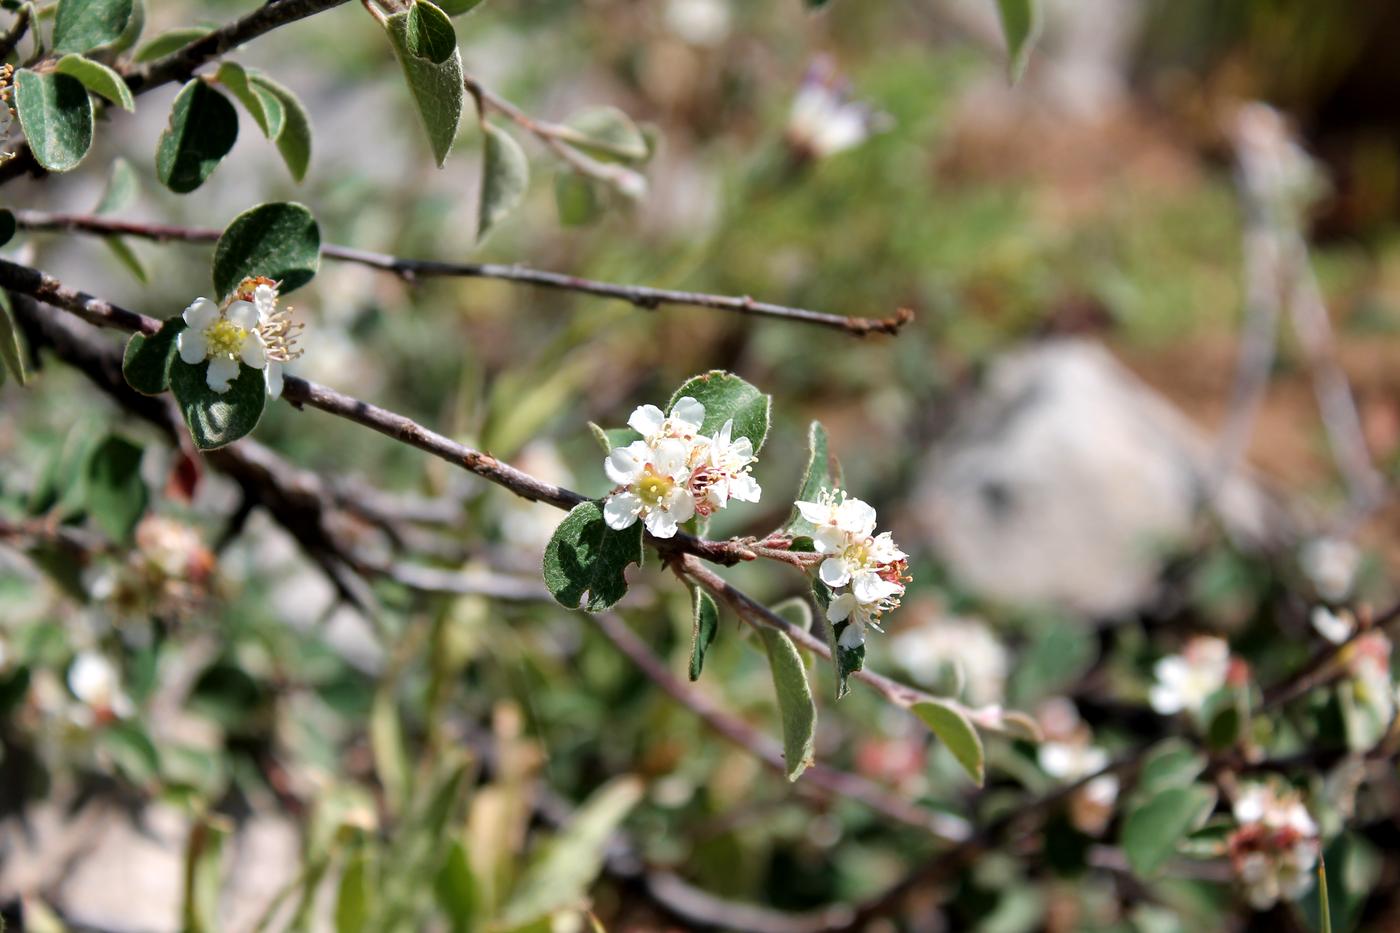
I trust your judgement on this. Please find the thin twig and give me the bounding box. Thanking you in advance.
[0,4,31,62]
[11,211,913,337]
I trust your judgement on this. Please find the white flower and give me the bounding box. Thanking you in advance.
[1311,605,1355,644]
[1229,782,1319,910]
[178,297,267,393]
[603,437,697,538]
[67,651,133,720]
[1149,636,1231,717]
[690,419,761,513]
[891,614,1008,706]
[796,489,909,646]
[1301,536,1360,602]
[1039,741,1109,781]
[663,0,731,46]
[628,396,706,445]
[786,57,890,160]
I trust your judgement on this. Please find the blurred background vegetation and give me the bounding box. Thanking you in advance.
[4,0,1400,930]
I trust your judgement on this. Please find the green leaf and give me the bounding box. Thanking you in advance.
[667,371,771,452]
[0,209,14,247]
[542,500,643,612]
[104,236,148,283]
[384,9,464,167]
[995,0,1041,84]
[587,422,636,454]
[500,777,643,926]
[688,588,719,681]
[1121,784,1217,878]
[1135,740,1206,799]
[564,106,648,162]
[95,156,139,214]
[0,290,27,387]
[911,699,986,786]
[14,70,94,172]
[169,357,267,450]
[822,602,864,702]
[787,420,840,531]
[53,54,134,111]
[477,122,529,241]
[758,625,817,781]
[555,171,601,227]
[52,0,136,54]
[135,26,209,62]
[156,79,238,193]
[214,62,283,138]
[122,315,184,395]
[248,74,313,181]
[212,201,321,299]
[772,596,814,633]
[370,683,410,815]
[434,841,480,932]
[436,0,484,13]
[85,434,147,542]
[101,720,160,783]
[182,817,228,933]
[403,0,456,63]
[335,848,374,933]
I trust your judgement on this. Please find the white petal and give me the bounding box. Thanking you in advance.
[812,526,846,554]
[1148,684,1183,715]
[628,404,665,437]
[826,593,855,623]
[254,284,278,318]
[837,621,866,650]
[645,508,679,538]
[177,329,207,364]
[241,331,267,368]
[265,361,284,400]
[852,571,899,603]
[836,498,877,536]
[667,490,696,523]
[728,473,761,502]
[728,435,753,463]
[603,493,641,530]
[713,419,733,449]
[670,396,705,431]
[183,297,218,329]
[605,447,644,485]
[226,300,259,330]
[206,356,239,393]
[819,557,851,588]
[654,438,691,480]
[794,500,831,524]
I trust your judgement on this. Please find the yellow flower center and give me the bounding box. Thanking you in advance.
[637,470,674,508]
[844,539,871,566]
[205,318,247,358]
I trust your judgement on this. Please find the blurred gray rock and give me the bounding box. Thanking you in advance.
[914,340,1285,617]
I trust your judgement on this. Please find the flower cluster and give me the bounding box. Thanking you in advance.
[603,397,761,538]
[178,277,302,397]
[1149,635,1232,718]
[1228,782,1319,910]
[1311,607,1396,743]
[794,490,908,649]
[87,516,217,617]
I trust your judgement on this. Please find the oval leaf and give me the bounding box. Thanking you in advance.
[169,357,267,450]
[85,435,147,542]
[667,371,771,453]
[122,315,185,395]
[912,699,986,786]
[565,106,648,163]
[477,122,529,241]
[53,54,134,112]
[995,0,1041,84]
[214,62,283,138]
[212,201,321,299]
[156,79,239,193]
[404,0,457,63]
[758,625,817,781]
[786,420,842,532]
[542,500,642,612]
[14,70,94,172]
[52,0,136,53]
[1121,784,1218,878]
[555,171,602,227]
[384,9,464,167]
[248,75,313,181]
[135,26,209,62]
[688,588,719,681]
